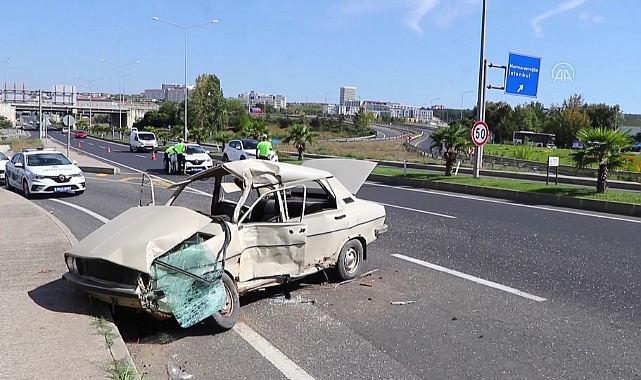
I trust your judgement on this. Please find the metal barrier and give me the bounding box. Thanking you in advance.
[138,173,156,207]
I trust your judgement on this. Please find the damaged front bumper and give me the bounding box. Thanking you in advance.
[62,272,143,308]
[375,224,388,237]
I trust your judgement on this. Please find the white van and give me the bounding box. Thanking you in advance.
[129,128,158,152]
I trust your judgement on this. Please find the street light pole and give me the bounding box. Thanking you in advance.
[2,57,10,102]
[461,91,474,119]
[473,0,488,179]
[76,76,104,130]
[100,59,140,138]
[153,17,218,141]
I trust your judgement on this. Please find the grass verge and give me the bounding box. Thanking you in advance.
[9,139,43,152]
[93,316,146,380]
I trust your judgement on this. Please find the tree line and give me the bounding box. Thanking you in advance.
[448,94,624,148]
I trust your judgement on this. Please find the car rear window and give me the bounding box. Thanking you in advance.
[27,153,72,166]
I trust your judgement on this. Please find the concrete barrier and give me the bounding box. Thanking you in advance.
[367,174,641,218]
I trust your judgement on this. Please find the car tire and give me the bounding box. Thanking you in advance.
[4,177,11,191]
[129,145,133,152]
[336,239,364,281]
[22,179,32,199]
[240,156,246,160]
[164,159,170,173]
[222,154,229,162]
[207,272,240,332]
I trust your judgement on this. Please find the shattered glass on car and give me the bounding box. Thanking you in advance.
[151,233,226,328]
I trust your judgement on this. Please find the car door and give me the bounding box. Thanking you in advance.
[229,141,241,161]
[8,153,23,186]
[236,188,308,282]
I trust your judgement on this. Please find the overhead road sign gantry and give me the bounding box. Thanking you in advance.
[504,52,541,98]
[471,121,489,147]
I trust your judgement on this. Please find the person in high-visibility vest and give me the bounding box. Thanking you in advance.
[174,138,187,173]
[256,134,272,160]
[164,145,177,172]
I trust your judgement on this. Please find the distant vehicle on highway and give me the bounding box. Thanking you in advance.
[630,142,641,152]
[74,130,87,139]
[62,127,69,134]
[0,151,9,184]
[513,131,556,148]
[571,140,585,149]
[164,143,214,174]
[4,148,85,198]
[223,139,278,162]
[129,128,158,152]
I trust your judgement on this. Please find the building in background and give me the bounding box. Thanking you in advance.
[144,83,194,102]
[339,86,356,105]
[237,91,287,109]
[323,99,433,122]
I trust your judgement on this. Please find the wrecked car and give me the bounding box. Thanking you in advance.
[62,159,388,331]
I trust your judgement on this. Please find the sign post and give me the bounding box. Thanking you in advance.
[546,156,559,185]
[504,52,542,98]
[63,115,76,158]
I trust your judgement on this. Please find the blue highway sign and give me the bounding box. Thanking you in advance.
[504,52,541,98]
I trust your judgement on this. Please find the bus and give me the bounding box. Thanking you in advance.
[512,131,556,148]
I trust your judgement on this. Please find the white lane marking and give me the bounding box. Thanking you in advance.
[88,143,94,146]
[392,254,547,302]
[46,198,317,380]
[99,146,106,149]
[135,154,146,159]
[49,199,110,223]
[378,202,456,219]
[233,323,316,380]
[365,182,641,224]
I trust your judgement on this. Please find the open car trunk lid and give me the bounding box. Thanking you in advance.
[300,158,377,194]
[67,206,212,273]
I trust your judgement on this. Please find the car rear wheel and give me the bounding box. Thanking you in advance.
[207,272,240,332]
[4,177,11,191]
[222,153,229,162]
[336,239,364,281]
[240,156,246,160]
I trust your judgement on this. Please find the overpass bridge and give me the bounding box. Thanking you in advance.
[4,99,158,128]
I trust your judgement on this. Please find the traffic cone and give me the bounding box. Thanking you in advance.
[107,147,111,153]
[151,151,156,161]
[78,142,82,148]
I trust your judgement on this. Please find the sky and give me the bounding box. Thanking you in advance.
[1,0,639,112]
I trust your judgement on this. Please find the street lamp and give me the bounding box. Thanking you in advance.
[153,16,218,141]
[76,76,104,130]
[430,98,440,108]
[100,59,140,138]
[2,57,9,102]
[461,91,474,119]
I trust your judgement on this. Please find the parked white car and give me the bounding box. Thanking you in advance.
[223,139,278,162]
[129,128,158,152]
[0,151,9,184]
[4,148,85,198]
[164,143,214,174]
[62,158,387,332]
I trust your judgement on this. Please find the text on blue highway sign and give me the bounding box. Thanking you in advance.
[504,52,541,98]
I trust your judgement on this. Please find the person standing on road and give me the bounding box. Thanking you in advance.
[256,134,272,160]
[164,145,177,172]
[174,138,187,173]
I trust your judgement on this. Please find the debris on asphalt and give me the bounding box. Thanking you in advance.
[359,282,374,287]
[334,268,380,290]
[390,301,415,305]
[271,295,316,305]
[167,360,193,379]
[452,317,458,321]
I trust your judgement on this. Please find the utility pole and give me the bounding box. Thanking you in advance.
[38,90,43,139]
[473,0,488,179]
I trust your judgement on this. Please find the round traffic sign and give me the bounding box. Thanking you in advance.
[471,121,489,146]
[62,115,76,127]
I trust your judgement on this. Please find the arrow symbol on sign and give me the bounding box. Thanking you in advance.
[517,84,524,93]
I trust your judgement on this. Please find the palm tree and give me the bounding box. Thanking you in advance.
[569,127,634,193]
[283,123,318,160]
[189,127,210,144]
[241,119,268,139]
[429,124,471,176]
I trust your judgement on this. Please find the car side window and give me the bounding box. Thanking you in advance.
[287,180,338,219]
[229,141,240,149]
[11,153,21,164]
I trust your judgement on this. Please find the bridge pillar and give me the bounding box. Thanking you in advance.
[0,103,17,126]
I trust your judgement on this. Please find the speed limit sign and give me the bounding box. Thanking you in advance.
[471,121,489,146]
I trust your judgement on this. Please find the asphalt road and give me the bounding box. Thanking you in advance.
[28,130,641,379]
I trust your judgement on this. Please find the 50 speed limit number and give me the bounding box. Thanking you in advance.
[471,121,489,146]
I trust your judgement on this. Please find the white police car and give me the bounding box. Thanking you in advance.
[4,148,85,198]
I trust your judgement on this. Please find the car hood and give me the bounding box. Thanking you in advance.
[29,164,82,175]
[67,206,212,273]
[301,158,376,194]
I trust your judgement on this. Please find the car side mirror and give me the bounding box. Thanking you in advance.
[72,160,78,165]
[14,163,23,168]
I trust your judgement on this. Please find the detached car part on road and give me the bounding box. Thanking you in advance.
[62,159,387,332]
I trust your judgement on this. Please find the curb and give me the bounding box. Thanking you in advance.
[27,196,141,380]
[368,174,641,218]
[79,165,120,175]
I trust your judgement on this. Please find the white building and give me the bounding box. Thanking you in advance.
[322,104,359,116]
[362,101,433,122]
[237,91,287,109]
[339,86,356,105]
[144,84,194,102]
